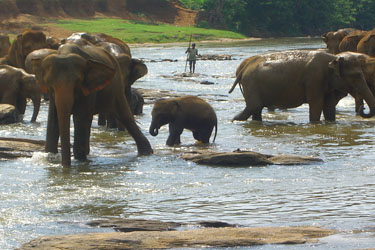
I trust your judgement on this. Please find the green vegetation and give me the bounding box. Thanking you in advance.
[176,0,205,10]
[51,18,246,43]
[178,0,375,37]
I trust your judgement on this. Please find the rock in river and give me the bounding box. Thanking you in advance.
[19,226,335,249]
[181,149,323,166]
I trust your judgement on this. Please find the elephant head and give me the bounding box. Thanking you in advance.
[357,30,375,56]
[322,28,356,54]
[149,99,178,136]
[329,52,375,118]
[115,55,148,87]
[8,30,47,69]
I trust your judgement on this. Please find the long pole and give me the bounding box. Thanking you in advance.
[184,33,193,72]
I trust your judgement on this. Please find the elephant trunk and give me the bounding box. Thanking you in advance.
[358,79,375,118]
[30,94,41,122]
[54,86,74,167]
[149,121,159,136]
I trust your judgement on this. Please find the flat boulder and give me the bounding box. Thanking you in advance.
[19,226,335,249]
[182,150,273,166]
[181,150,323,166]
[0,104,19,124]
[0,137,44,159]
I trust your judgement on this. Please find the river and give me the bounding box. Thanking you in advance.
[1,37,375,249]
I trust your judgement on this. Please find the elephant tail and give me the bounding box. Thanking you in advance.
[212,121,217,143]
[228,76,241,94]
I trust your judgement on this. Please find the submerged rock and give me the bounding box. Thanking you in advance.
[198,54,234,61]
[181,150,323,166]
[19,226,335,249]
[0,137,44,159]
[87,219,181,232]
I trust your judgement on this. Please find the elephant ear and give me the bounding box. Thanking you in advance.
[30,57,48,94]
[81,59,115,96]
[129,59,148,86]
[328,57,344,77]
[321,33,328,43]
[169,100,180,118]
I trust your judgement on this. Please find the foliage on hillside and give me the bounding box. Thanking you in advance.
[178,0,375,37]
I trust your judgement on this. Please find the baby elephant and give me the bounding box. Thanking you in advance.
[149,96,217,146]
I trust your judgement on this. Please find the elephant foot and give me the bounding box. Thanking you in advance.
[232,108,252,121]
[137,145,153,156]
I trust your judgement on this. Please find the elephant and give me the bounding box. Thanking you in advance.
[322,28,357,54]
[336,52,375,113]
[0,29,47,69]
[32,43,153,167]
[0,34,10,57]
[228,50,375,122]
[357,30,375,56]
[0,65,41,122]
[149,95,217,146]
[338,30,367,53]
[96,33,131,57]
[25,48,58,101]
[97,39,147,128]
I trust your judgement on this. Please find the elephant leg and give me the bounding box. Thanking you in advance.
[200,127,214,143]
[167,124,183,146]
[355,97,364,114]
[251,108,263,121]
[45,94,59,153]
[73,113,93,161]
[16,97,27,115]
[308,98,324,122]
[117,119,126,131]
[106,114,118,129]
[233,107,252,121]
[114,96,153,155]
[98,113,106,126]
[193,130,201,141]
[323,93,338,121]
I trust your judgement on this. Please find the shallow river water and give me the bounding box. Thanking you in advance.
[1,38,375,249]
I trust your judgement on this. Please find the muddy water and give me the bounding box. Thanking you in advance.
[1,38,375,249]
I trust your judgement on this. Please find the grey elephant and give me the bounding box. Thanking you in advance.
[31,43,152,167]
[0,65,41,122]
[322,28,357,54]
[149,96,217,146]
[228,50,375,122]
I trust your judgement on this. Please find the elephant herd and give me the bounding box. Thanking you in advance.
[1,28,375,167]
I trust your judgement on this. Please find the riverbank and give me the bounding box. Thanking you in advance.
[2,15,249,44]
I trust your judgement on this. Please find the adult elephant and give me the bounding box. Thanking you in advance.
[357,30,375,56]
[322,28,357,54]
[0,34,10,57]
[228,50,375,122]
[97,39,147,128]
[337,52,375,113]
[338,30,367,53]
[0,65,41,122]
[32,43,153,166]
[0,29,47,69]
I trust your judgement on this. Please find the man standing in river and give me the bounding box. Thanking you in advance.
[186,43,198,73]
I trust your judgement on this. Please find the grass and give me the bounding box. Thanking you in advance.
[48,18,247,44]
